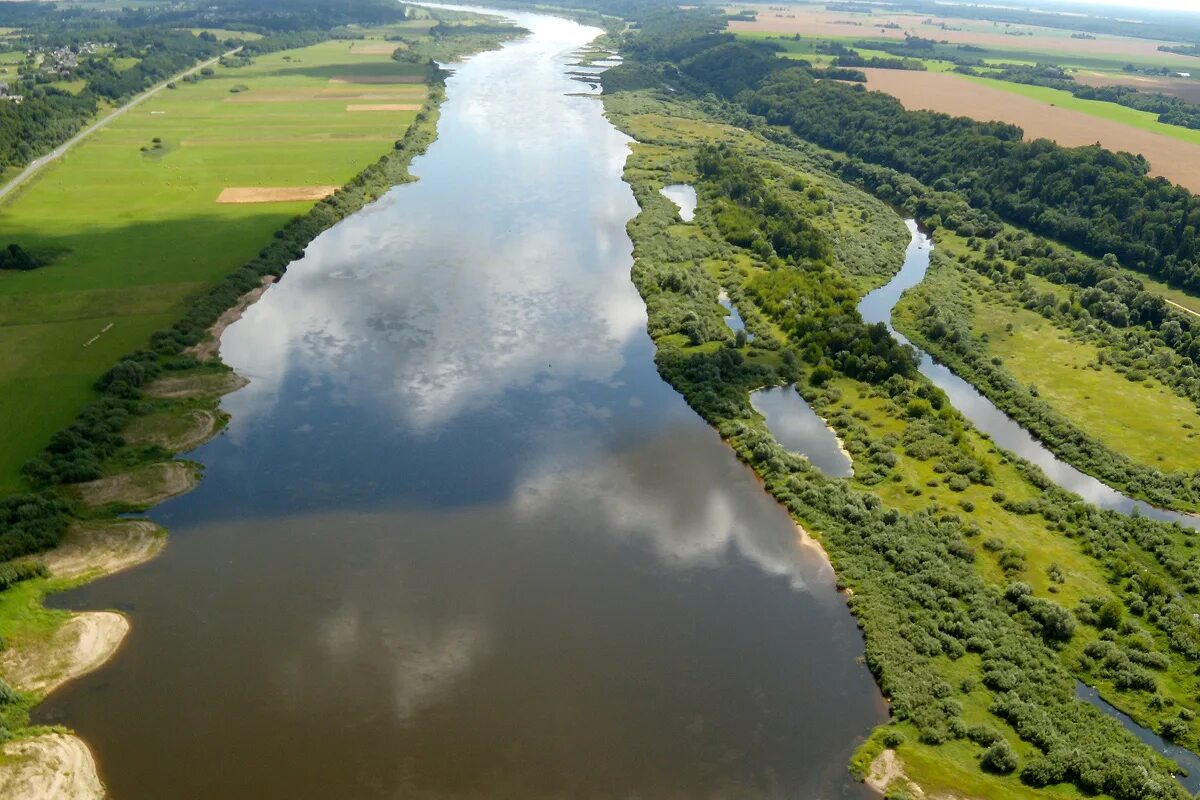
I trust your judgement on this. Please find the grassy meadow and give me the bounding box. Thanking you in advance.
[0,34,426,491]
[894,247,1200,474]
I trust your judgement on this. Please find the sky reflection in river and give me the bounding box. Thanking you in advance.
[39,9,884,799]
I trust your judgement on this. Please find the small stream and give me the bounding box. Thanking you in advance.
[860,221,1200,531]
[862,219,1200,782]
[1076,683,1200,791]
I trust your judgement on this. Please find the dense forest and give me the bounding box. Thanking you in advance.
[603,5,1200,296]
[604,83,1200,797]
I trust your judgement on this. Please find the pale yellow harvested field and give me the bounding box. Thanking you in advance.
[858,68,1200,192]
[217,186,339,203]
[331,74,424,84]
[727,6,1195,60]
[346,103,422,111]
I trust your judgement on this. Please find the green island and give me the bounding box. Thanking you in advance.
[587,2,1200,796]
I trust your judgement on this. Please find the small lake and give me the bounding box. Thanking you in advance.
[752,385,853,478]
[860,220,1200,531]
[37,9,885,800]
[660,182,697,222]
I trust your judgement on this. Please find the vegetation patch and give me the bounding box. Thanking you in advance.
[68,461,199,509]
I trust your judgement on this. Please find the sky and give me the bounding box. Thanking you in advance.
[1048,0,1200,13]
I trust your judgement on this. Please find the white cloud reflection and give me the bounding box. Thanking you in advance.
[218,11,642,436]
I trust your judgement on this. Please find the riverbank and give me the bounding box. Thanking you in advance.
[603,82,1199,798]
[0,17,524,792]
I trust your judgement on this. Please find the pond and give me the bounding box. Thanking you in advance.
[751,385,853,479]
[718,289,753,339]
[660,182,697,222]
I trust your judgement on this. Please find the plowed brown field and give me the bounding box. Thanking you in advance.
[858,68,1200,192]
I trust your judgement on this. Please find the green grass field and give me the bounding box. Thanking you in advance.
[974,297,1200,473]
[0,35,426,492]
[893,236,1200,474]
[955,73,1200,146]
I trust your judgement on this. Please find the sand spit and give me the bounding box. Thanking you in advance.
[0,734,106,800]
[0,611,128,695]
[70,461,199,508]
[143,370,248,399]
[42,520,165,582]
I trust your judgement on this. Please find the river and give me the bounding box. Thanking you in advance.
[37,9,885,800]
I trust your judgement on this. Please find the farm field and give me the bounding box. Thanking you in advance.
[0,35,426,492]
[856,68,1200,192]
[726,4,1200,68]
[1075,71,1200,103]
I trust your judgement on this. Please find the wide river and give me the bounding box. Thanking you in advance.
[39,9,885,799]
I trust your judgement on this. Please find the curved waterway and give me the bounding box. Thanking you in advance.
[861,220,1200,531]
[38,10,885,799]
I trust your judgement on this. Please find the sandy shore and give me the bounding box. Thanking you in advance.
[43,520,166,582]
[0,612,128,696]
[0,520,172,798]
[0,734,106,800]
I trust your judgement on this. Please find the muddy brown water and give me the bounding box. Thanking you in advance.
[38,9,886,799]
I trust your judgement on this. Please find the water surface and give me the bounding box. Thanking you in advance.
[39,10,885,799]
[752,386,852,478]
[660,182,697,222]
[718,290,753,339]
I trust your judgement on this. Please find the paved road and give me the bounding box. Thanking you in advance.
[0,48,238,204]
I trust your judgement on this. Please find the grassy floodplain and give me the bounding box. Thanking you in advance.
[894,239,1200,476]
[605,85,1200,799]
[0,35,427,492]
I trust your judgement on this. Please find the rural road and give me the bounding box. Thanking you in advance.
[0,47,239,204]
[1165,297,1200,321]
